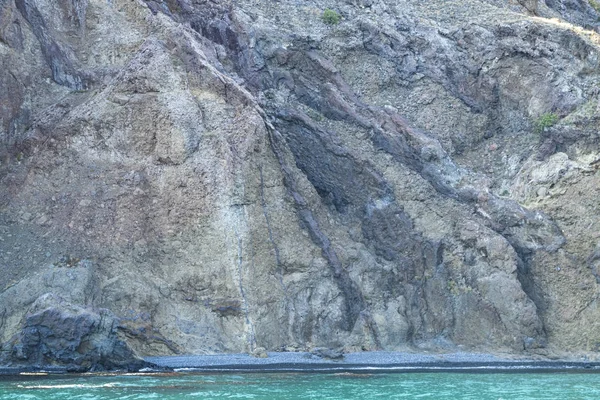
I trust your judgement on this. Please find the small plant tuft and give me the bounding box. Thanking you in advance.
[447,280,460,296]
[534,112,559,133]
[322,9,341,25]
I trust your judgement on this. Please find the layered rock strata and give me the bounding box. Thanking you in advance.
[1,0,600,369]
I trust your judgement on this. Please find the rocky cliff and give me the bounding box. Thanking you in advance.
[1,0,600,370]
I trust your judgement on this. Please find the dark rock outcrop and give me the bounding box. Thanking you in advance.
[1,294,145,371]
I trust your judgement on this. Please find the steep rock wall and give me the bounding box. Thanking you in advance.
[1,0,600,368]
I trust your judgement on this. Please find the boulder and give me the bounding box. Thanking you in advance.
[1,294,146,372]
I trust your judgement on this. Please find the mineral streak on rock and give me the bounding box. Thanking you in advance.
[2,0,600,370]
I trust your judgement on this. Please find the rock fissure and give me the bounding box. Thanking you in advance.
[231,205,257,351]
[14,0,87,90]
[265,123,380,346]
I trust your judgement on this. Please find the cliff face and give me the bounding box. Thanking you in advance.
[1,0,600,369]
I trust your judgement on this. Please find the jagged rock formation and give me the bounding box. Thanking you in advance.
[1,0,600,369]
[1,292,146,371]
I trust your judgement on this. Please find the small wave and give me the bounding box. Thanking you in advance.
[333,372,374,378]
[173,368,203,372]
[17,383,118,389]
[123,372,179,377]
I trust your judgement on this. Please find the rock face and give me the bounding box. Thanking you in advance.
[1,293,145,371]
[1,0,600,368]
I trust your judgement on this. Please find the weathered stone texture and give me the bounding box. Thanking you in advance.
[2,0,600,369]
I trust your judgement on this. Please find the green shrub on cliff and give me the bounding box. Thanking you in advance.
[534,112,559,133]
[322,9,341,25]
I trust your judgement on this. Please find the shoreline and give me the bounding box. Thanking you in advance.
[143,351,600,373]
[2,351,600,375]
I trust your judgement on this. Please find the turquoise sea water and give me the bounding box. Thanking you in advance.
[1,371,600,399]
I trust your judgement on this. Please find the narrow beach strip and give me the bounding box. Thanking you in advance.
[143,351,600,373]
[2,351,600,375]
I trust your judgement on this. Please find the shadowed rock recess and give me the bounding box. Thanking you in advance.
[1,0,600,370]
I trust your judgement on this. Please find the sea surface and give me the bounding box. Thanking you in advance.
[1,371,599,399]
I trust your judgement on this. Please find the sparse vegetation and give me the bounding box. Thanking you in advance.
[165,0,183,14]
[534,112,559,133]
[447,280,460,296]
[322,9,341,25]
[306,108,324,122]
[589,0,600,13]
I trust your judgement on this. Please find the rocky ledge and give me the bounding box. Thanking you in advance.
[0,293,148,373]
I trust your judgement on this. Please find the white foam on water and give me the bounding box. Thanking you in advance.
[17,383,118,389]
[173,368,200,372]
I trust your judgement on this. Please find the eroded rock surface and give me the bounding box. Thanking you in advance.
[2,0,600,368]
[0,293,145,371]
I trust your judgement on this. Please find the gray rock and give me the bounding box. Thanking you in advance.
[1,0,600,369]
[251,347,268,358]
[1,294,145,371]
[311,347,345,360]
